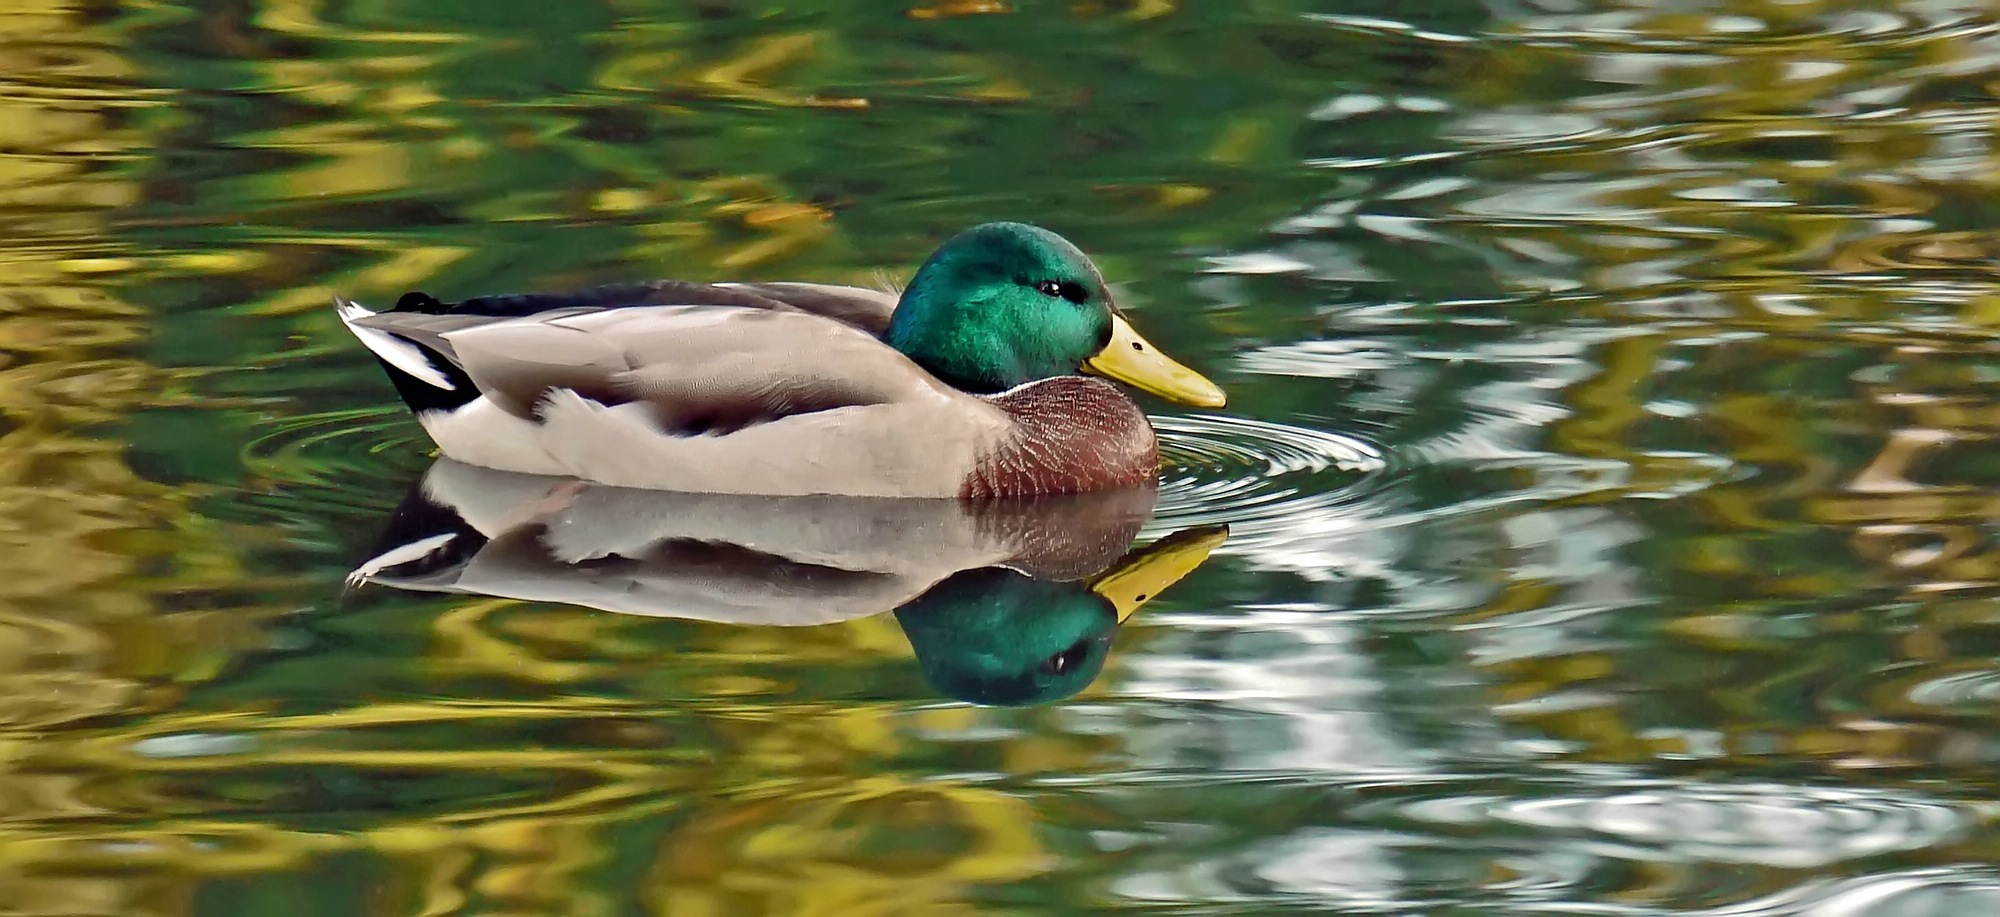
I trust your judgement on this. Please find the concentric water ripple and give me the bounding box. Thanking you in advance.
[1104,776,1987,914]
[244,407,428,487]
[1151,414,1395,567]
[1830,230,2000,278]
[1906,669,2000,710]
[1381,779,1974,870]
[240,407,431,521]
[1678,867,2000,917]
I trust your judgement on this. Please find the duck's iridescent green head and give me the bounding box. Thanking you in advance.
[887,222,1225,407]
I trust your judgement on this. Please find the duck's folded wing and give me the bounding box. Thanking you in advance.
[346,306,596,367]
[395,280,898,336]
[715,282,898,336]
[436,304,967,431]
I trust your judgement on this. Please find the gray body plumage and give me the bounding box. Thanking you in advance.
[337,282,1026,497]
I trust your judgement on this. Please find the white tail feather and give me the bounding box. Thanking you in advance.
[345,532,459,588]
[334,296,456,391]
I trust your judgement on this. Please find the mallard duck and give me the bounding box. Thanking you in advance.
[335,222,1225,497]
[353,459,1227,704]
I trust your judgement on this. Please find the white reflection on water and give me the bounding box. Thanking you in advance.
[1626,868,2000,917]
[1116,608,1436,777]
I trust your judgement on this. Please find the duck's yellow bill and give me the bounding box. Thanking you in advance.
[1084,314,1226,408]
[1089,525,1230,624]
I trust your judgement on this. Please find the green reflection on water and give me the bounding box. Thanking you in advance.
[7,0,2000,913]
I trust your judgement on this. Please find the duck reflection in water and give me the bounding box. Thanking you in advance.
[349,459,1225,705]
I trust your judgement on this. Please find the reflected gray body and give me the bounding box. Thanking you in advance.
[355,459,1154,626]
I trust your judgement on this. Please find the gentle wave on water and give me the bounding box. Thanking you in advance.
[238,407,432,530]
[1103,772,1993,913]
[243,407,428,487]
[1381,778,1977,870]
[1152,413,1393,562]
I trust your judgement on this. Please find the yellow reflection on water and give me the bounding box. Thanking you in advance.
[0,5,304,915]
[1427,1,2000,772]
[645,782,1047,916]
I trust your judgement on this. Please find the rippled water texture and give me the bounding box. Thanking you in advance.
[12,0,2000,914]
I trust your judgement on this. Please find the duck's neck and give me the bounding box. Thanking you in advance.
[959,377,1158,498]
[887,290,1012,394]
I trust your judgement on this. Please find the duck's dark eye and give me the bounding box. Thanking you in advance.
[1038,639,1093,677]
[1034,280,1090,304]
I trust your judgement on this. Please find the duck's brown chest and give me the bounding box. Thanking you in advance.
[959,377,1159,498]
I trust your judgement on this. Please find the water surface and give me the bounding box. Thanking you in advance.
[10,0,2000,913]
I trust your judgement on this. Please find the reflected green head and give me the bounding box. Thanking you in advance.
[892,566,1118,706]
